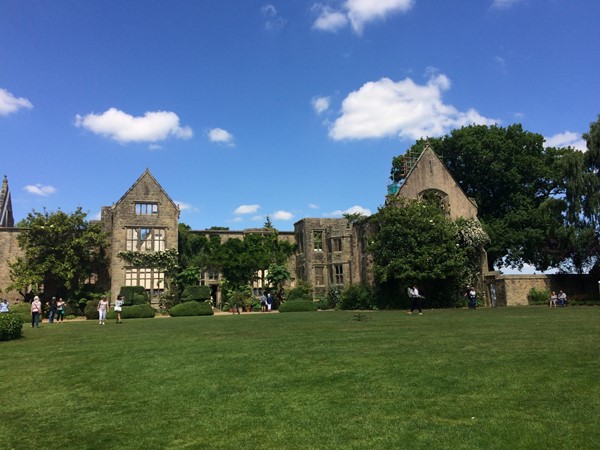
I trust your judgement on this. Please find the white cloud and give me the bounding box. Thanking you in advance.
[273,210,294,220]
[234,204,260,215]
[312,96,331,114]
[309,203,319,209]
[74,108,193,143]
[491,0,524,9]
[312,0,414,34]
[207,128,235,146]
[262,4,286,30]
[90,211,102,221]
[174,200,197,212]
[0,88,33,116]
[544,131,586,151]
[329,74,497,141]
[312,6,349,32]
[24,184,57,196]
[325,205,372,217]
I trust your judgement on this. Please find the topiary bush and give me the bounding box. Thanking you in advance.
[338,283,374,310]
[0,313,24,341]
[169,301,214,317]
[279,300,318,313]
[180,285,211,302]
[10,302,33,322]
[84,299,100,320]
[131,293,148,305]
[119,286,148,306]
[527,287,550,306]
[107,304,156,319]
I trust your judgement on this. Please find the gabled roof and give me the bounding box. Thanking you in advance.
[397,143,478,211]
[113,168,179,211]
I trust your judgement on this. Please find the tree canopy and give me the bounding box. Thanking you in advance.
[8,208,109,299]
[177,224,296,290]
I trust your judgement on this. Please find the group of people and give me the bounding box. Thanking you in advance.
[97,295,124,325]
[24,294,125,328]
[259,292,273,312]
[29,296,67,328]
[549,290,568,307]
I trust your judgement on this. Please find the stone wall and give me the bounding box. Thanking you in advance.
[0,228,23,299]
[486,273,600,306]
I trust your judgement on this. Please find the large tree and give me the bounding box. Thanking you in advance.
[8,208,109,299]
[391,124,579,271]
[368,199,487,307]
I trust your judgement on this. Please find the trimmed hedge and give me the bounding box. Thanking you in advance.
[84,299,100,320]
[106,304,156,319]
[286,283,312,301]
[181,285,211,302]
[169,301,214,317]
[278,300,318,313]
[0,313,24,341]
[10,302,33,322]
[119,286,149,306]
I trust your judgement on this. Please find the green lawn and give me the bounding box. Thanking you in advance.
[1,308,599,449]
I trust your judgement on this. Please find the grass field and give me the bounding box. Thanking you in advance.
[1,307,599,449]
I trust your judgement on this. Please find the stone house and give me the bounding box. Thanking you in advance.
[100,169,180,304]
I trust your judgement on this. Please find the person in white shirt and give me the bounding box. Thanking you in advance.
[408,285,424,315]
[31,296,42,328]
[97,297,109,325]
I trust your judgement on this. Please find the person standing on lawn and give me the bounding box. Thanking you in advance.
[31,295,42,328]
[97,296,109,325]
[114,295,124,324]
[56,298,66,322]
[48,297,57,323]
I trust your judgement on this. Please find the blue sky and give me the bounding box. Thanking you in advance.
[1,0,599,234]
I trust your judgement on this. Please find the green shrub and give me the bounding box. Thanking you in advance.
[338,283,374,310]
[84,299,99,320]
[528,287,550,306]
[279,300,317,313]
[169,301,214,317]
[119,286,148,306]
[180,285,211,302]
[10,302,32,322]
[131,293,148,305]
[327,285,343,309]
[107,304,156,319]
[0,313,24,341]
[286,281,312,301]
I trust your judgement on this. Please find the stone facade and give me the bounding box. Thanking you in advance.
[294,218,359,296]
[486,273,600,306]
[0,228,23,299]
[392,144,479,220]
[101,169,180,303]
